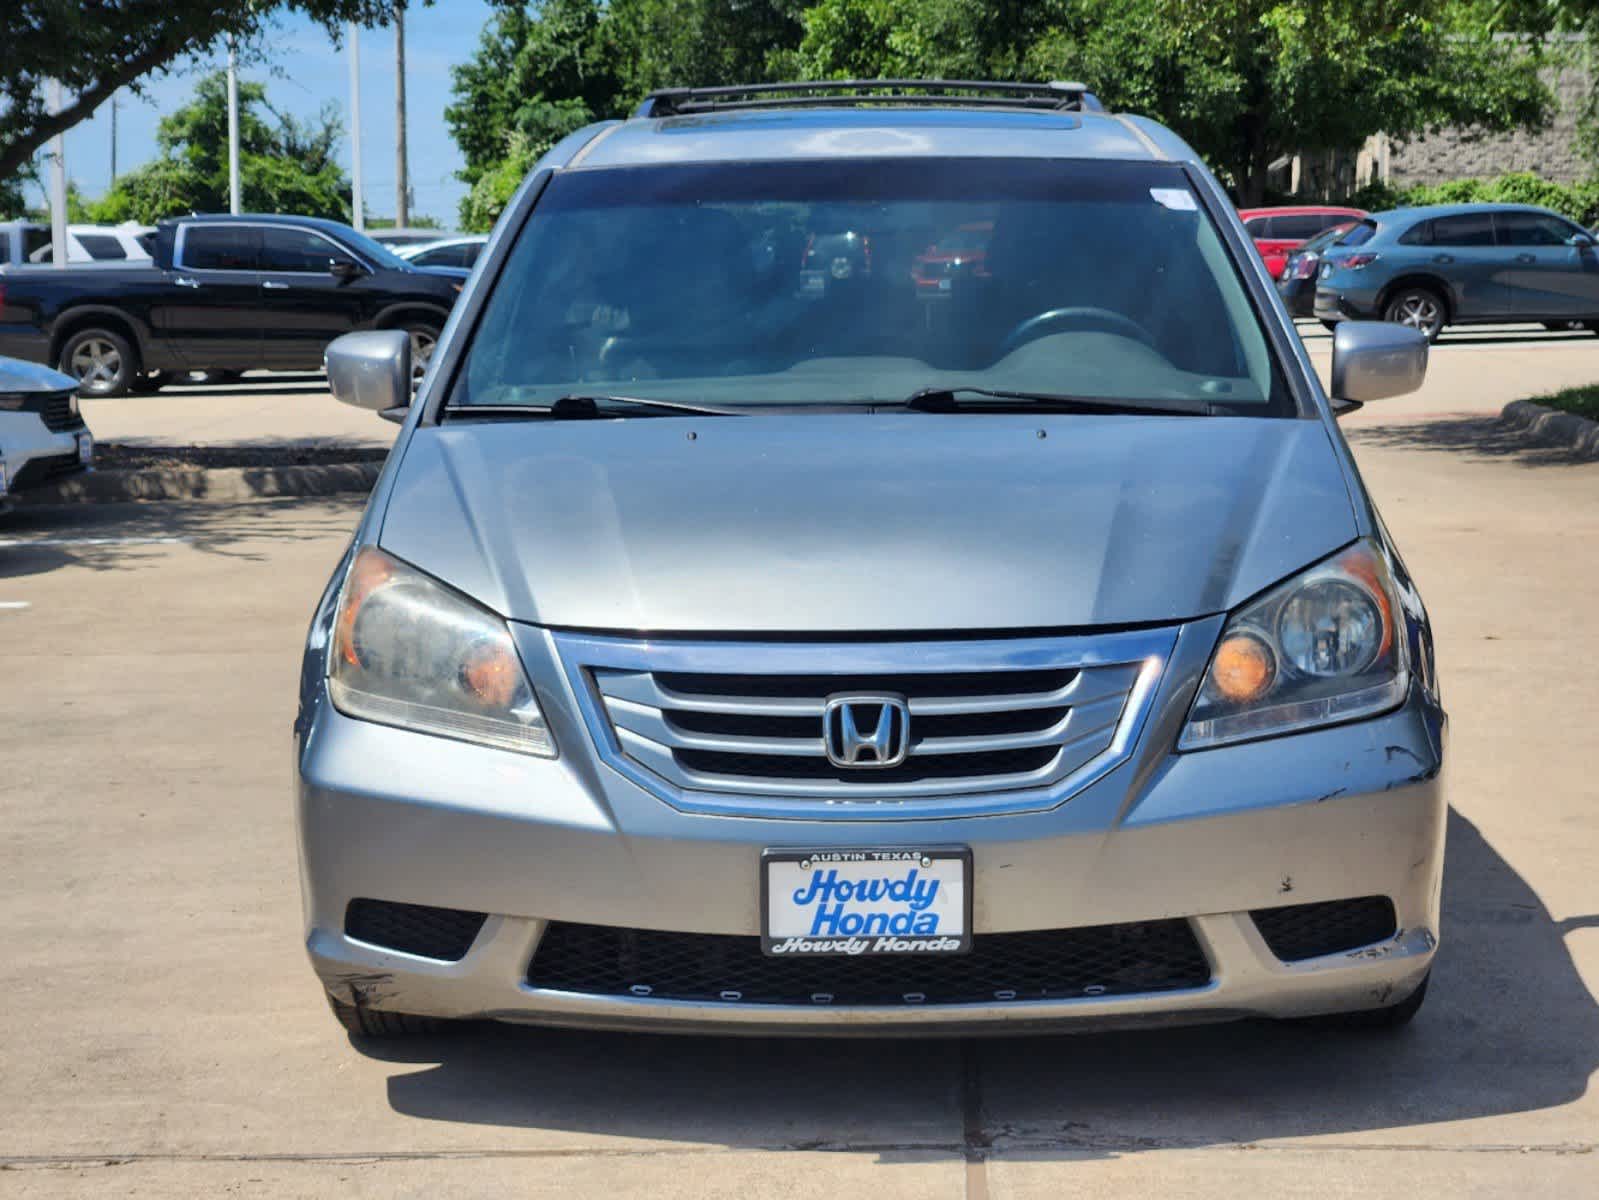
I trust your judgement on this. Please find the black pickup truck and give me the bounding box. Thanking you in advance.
[0,214,462,396]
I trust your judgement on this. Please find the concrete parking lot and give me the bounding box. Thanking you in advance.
[2,325,1596,1197]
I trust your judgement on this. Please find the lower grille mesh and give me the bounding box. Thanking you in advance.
[345,898,487,962]
[1251,896,1397,962]
[527,920,1211,1006]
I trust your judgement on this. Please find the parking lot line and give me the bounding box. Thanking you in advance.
[0,535,189,550]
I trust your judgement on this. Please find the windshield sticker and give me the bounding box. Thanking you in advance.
[1150,187,1198,212]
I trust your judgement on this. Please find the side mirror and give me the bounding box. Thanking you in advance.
[1569,232,1595,249]
[1330,321,1428,414]
[329,258,365,282]
[325,329,410,422]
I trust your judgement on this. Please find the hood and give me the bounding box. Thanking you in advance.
[378,413,1357,633]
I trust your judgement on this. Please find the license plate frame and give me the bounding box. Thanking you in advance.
[760,847,972,957]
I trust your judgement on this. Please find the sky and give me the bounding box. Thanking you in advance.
[28,0,497,228]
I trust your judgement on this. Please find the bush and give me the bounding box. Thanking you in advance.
[1340,171,1599,226]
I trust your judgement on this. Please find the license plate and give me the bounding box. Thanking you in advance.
[761,848,971,957]
[75,433,93,465]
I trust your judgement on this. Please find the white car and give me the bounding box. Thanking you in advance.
[0,357,92,507]
[0,221,154,266]
[397,235,487,271]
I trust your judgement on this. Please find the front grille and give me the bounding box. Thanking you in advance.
[35,390,84,433]
[582,651,1148,802]
[9,451,85,491]
[344,898,488,961]
[527,920,1211,1006]
[1251,896,1397,962]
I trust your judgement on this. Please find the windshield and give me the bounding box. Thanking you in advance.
[1300,222,1357,255]
[336,227,412,270]
[452,158,1292,415]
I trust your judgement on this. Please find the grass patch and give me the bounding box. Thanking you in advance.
[1526,384,1599,422]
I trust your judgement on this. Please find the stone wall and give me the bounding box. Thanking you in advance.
[1378,51,1594,185]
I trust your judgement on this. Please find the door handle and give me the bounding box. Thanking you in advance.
[1432,254,1454,264]
[262,280,290,290]
[175,276,201,288]
[1514,253,1536,264]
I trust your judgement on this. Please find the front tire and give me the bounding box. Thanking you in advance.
[1383,287,1447,342]
[59,328,136,398]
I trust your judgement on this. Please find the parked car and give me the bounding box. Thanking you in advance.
[369,228,462,248]
[0,356,91,508]
[398,235,488,271]
[296,80,1445,1041]
[1316,203,1599,341]
[0,214,462,397]
[912,221,994,295]
[1238,206,1367,279]
[1,220,154,267]
[1276,221,1358,318]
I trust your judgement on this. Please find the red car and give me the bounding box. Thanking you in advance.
[912,221,993,293]
[1238,206,1366,279]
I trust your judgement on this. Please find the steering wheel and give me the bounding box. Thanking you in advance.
[998,306,1159,357]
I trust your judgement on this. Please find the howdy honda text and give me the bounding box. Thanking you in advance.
[769,935,965,955]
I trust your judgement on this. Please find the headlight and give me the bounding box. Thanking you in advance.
[1179,540,1407,750]
[327,547,555,757]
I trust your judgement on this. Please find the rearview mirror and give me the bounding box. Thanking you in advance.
[325,329,410,422]
[1330,321,1428,413]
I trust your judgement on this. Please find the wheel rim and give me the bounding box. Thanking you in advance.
[69,337,123,393]
[409,329,436,384]
[1394,294,1440,333]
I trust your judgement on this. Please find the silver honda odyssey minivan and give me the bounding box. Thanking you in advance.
[297,81,1445,1038]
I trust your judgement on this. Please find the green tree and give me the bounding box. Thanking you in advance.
[87,72,351,222]
[798,0,1555,204]
[1,0,413,185]
[446,0,622,193]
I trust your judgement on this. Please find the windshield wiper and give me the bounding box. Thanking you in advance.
[445,394,742,420]
[901,386,1215,417]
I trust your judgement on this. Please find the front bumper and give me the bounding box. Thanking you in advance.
[0,416,89,499]
[297,618,1447,1035]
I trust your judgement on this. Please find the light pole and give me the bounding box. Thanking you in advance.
[348,21,365,231]
[226,37,242,214]
[394,2,409,228]
[46,78,67,269]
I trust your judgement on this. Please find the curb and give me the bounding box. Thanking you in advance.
[1500,400,1599,460]
[16,460,382,506]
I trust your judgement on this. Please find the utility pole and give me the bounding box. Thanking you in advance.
[110,95,118,186]
[226,38,242,214]
[46,78,67,269]
[393,2,409,227]
[348,21,365,231]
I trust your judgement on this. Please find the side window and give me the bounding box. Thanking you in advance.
[259,227,357,273]
[1498,212,1577,247]
[1272,214,1327,240]
[77,234,127,260]
[1243,216,1271,237]
[22,228,51,260]
[182,226,260,270]
[1398,221,1432,246]
[1429,213,1495,247]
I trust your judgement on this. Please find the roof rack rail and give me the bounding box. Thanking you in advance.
[634,80,1103,119]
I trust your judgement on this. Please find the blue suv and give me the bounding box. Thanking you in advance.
[1315,203,1599,341]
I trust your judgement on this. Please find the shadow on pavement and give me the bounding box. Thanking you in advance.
[363,809,1596,1157]
[1346,416,1599,467]
[0,496,366,580]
